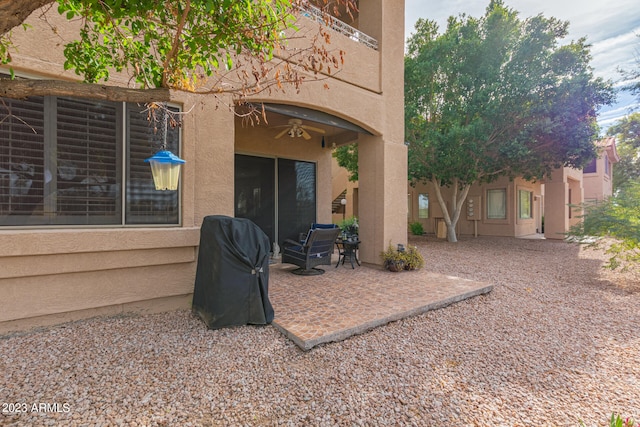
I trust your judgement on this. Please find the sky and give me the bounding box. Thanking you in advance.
[404,0,640,134]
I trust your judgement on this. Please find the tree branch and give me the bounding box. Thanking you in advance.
[162,0,191,87]
[0,79,171,103]
[0,0,54,36]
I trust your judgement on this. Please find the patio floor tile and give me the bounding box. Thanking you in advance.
[269,256,493,350]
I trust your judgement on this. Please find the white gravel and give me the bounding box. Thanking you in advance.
[1,236,638,427]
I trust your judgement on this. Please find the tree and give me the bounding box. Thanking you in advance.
[0,0,355,107]
[620,34,640,104]
[607,113,640,190]
[567,181,640,270]
[333,143,358,181]
[405,0,614,242]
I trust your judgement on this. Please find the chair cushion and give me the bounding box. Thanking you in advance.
[311,223,338,230]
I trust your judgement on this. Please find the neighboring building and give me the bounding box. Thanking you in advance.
[541,167,584,239]
[404,137,618,240]
[0,2,407,333]
[583,136,619,202]
[407,177,543,238]
[543,137,620,239]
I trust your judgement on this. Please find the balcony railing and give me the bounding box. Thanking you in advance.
[298,4,379,51]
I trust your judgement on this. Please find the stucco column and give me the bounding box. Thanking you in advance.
[544,168,584,240]
[191,98,236,226]
[358,137,408,264]
[356,0,407,264]
[543,177,567,240]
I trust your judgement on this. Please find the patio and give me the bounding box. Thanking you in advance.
[269,254,493,350]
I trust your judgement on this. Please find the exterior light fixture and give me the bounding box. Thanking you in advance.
[145,150,185,191]
[144,104,185,191]
[341,198,347,221]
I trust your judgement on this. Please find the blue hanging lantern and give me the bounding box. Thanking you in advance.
[144,104,185,191]
[145,150,185,191]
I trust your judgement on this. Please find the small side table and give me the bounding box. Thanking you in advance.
[335,238,361,269]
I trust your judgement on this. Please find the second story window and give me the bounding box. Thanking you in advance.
[583,158,597,174]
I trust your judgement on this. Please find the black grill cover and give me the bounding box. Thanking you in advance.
[192,215,274,329]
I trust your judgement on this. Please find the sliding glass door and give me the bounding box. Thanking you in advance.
[234,155,276,244]
[235,154,316,249]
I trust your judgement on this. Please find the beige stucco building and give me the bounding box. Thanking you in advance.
[403,137,618,240]
[543,137,619,239]
[583,137,619,202]
[407,177,543,238]
[0,2,407,333]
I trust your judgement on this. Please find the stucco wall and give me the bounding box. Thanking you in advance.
[583,155,613,201]
[0,228,199,333]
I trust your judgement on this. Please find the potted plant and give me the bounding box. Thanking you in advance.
[380,243,405,272]
[338,216,359,240]
[402,246,425,270]
[380,243,425,272]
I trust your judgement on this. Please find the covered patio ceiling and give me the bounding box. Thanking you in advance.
[239,103,372,147]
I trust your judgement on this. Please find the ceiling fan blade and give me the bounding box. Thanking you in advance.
[301,129,312,140]
[275,128,289,139]
[301,125,326,134]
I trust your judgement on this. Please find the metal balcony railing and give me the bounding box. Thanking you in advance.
[298,4,379,51]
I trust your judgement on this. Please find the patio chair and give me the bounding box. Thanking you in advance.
[296,222,338,244]
[282,227,341,275]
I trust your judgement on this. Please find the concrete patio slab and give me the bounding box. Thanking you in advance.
[268,258,493,350]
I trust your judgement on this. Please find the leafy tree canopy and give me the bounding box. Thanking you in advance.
[607,113,640,189]
[406,0,614,186]
[333,143,358,181]
[620,34,640,104]
[0,0,354,104]
[404,0,614,241]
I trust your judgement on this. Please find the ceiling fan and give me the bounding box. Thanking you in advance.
[273,118,326,140]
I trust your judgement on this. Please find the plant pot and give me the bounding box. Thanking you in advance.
[386,261,404,272]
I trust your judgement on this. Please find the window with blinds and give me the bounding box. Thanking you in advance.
[0,97,45,224]
[56,97,121,224]
[0,94,181,227]
[126,104,179,224]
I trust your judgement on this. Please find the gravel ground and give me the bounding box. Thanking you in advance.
[1,236,638,427]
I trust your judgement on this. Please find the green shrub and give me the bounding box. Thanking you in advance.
[409,221,425,235]
[567,181,640,270]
